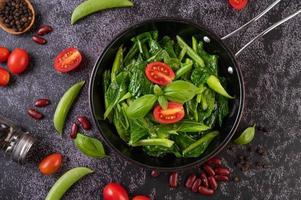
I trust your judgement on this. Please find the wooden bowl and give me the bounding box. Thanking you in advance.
[0,0,35,35]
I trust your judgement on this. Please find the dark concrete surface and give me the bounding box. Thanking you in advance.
[0,0,300,199]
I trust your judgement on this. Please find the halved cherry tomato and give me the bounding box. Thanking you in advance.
[132,195,151,200]
[145,62,175,86]
[7,48,29,74]
[153,102,185,124]
[0,67,10,86]
[229,0,248,10]
[39,153,62,175]
[103,183,129,200]
[54,47,82,73]
[0,47,10,63]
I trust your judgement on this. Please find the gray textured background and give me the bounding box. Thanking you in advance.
[1,0,301,199]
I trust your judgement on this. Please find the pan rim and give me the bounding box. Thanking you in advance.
[89,17,245,171]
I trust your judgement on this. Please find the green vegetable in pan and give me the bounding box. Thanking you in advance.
[102,31,233,158]
[74,133,106,159]
[53,81,85,134]
[71,0,134,25]
[45,167,93,200]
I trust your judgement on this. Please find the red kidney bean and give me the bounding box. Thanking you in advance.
[198,186,214,196]
[70,123,78,139]
[37,25,53,36]
[200,172,209,188]
[77,116,91,130]
[32,35,47,45]
[34,98,50,107]
[191,178,202,192]
[151,170,160,177]
[208,176,218,190]
[214,175,229,182]
[27,108,44,120]
[169,172,178,188]
[185,173,196,189]
[206,157,222,166]
[215,167,230,176]
[203,165,215,176]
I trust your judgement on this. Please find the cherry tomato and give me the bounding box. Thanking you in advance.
[153,102,185,124]
[229,0,248,10]
[0,67,10,86]
[39,153,62,175]
[54,48,82,73]
[0,47,10,63]
[132,195,151,200]
[7,48,30,74]
[145,62,175,86]
[103,183,129,200]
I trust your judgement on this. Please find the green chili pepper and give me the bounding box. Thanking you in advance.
[234,125,256,145]
[126,94,158,118]
[207,75,234,99]
[176,35,205,68]
[71,0,134,25]
[111,46,123,83]
[45,167,93,200]
[53,81,85,134]
[74,133,106,159]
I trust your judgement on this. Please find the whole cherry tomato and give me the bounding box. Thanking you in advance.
[103,183,129,200]
[39,153,62,175]
[7,48,30,74]
[0,67,10,86]
[0,47,10,63]
[132,195,151,200]
[229,0,248,10]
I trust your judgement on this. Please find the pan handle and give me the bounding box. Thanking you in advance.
[221,0,282,40]
[234,9,301,56]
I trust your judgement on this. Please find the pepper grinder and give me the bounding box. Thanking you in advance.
[0,116,36,163]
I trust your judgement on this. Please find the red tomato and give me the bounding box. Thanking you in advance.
[0,67,10,86]
[0,47,10,63]
[54,47,82,73]
[132,195,151,200]
[103,183,129,200]
[153,102,185,124]
[229,0,248,10]
[145,62,175,86]
[7,48,30,74]
[39,153,62,175]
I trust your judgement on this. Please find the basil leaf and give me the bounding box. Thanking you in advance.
[74,133,106,159]
[158,96,168,110]
[234,125,256,145]
[126,94,158,118]
[164,80,202,103]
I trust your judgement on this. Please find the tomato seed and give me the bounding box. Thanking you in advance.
[27,108,44,120]
[198,186,214,196]
[205,157,222,166]
[185,173,196,189]
[214,175,229,182]
[32,35,47,45]
[151,170,160,177]
[77,116,91,130]
[34,98,50,107]
[203,165,215,176]
[208,176,218,190]
[169,172,178,188]
[191,178,202,192]
[37,25,53,36]
[70,123,78,139]
[215,167,230,176]
[200,172,209,188]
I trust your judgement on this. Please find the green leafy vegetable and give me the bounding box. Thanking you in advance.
[111,46,123,82]
[132,138,174,148]
[234,125,256,145]
[158,96,168,110]
[71,0,134,24]
[126,94,158,118]
[113,103,130,142]
[74,133,106,159]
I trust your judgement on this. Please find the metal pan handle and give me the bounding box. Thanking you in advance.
[221,0,301,56]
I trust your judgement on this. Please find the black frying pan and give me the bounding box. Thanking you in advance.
[89,7,300,171]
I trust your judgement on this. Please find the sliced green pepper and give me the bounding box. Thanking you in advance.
[53,81,85,134]
[71,0,134,24]
[45,167,93,200]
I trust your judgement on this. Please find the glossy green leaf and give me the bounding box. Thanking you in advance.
[234,125,256,145]
[74,133,106,159]
[207,75,234,99]
[126,94,158,118]
[158,96,168,110]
